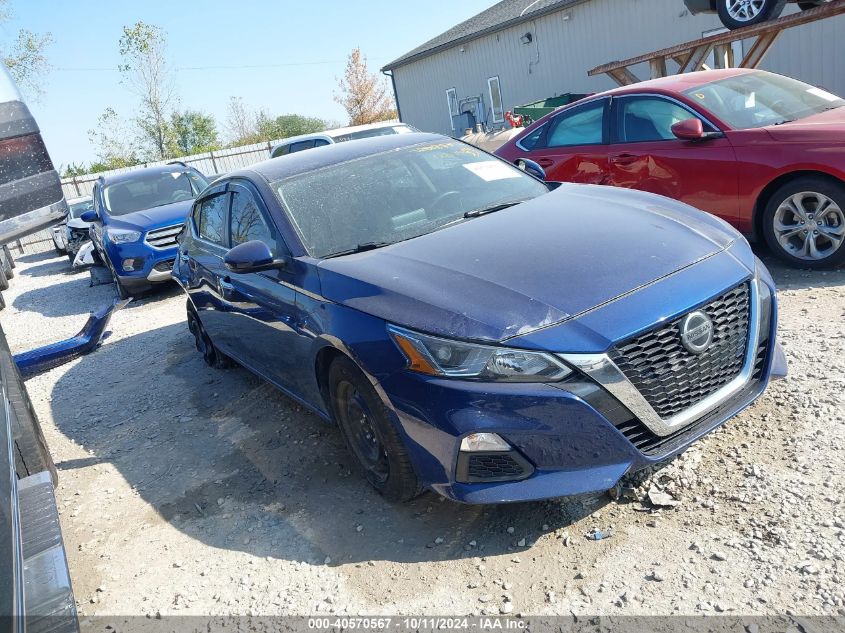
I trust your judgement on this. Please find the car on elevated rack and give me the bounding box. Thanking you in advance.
[173,133,785,504]
[496,68,845,269]
[83,163,209,297]
[685,0,830,29]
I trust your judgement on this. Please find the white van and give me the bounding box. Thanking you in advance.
[269,121,416,159]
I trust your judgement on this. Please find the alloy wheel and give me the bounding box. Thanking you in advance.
[773,191,845,261]
[336,380,389,484]
[726,0,765,21]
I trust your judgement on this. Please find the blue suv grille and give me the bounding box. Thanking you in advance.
[610,282,750,419]
[145,224,183,249]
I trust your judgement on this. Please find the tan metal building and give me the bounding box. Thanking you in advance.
[382,0,845,135]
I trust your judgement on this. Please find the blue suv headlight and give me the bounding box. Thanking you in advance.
[107,228,142,244]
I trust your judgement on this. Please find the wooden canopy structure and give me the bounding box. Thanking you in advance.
[589,0,845,86]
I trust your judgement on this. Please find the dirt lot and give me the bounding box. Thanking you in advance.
[4,247,845,619]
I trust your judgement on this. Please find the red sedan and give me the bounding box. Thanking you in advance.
[495,69,845,268]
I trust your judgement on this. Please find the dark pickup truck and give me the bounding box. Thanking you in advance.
[0,64,78,633]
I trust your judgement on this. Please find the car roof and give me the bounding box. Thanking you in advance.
[98,163,198,186]
[239,132,446,183]
[269,121,410,153]
[596,68,758,99]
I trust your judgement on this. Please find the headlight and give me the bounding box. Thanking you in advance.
[388,325,572,382]
[107,228,142,244]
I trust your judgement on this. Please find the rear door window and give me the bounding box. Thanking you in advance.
[546,100,607,148]
[289,140,316,153]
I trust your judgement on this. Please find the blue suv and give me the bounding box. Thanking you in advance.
[85,164,209,297]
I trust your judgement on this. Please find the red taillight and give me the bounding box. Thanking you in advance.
[0,132,53,183]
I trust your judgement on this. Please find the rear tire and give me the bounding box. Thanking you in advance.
[328,356,421,502]
[798,1,825,10]
[762,176,845,269]
[717,0,786,29]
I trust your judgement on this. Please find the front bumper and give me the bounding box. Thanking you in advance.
[105,239,176,291]
[377,276,780,505]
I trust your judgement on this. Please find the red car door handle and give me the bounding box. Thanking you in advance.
[611,153,638,166]
[536,158,554,167]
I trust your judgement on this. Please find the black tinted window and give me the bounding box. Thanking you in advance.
[230,190,275,252]
[547,101,605,148]
[518,123,547,150]
[197,193,227,245]
[289,140,316,153]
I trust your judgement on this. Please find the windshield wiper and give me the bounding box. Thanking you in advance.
[463,201,524,219]
[324,242,392,258]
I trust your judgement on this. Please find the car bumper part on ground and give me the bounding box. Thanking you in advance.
[13,298,130,378]
[377,275,780,505]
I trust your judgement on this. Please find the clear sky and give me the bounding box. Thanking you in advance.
[8,0,495,170]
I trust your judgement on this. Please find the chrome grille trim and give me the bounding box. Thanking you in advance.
[560,278,761,437]
[144,224,183,250]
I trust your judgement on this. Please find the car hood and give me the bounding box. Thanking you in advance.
[316,184,741,342]
[107,199,193,231]
[67,217,91,230]
[764,107,845,143]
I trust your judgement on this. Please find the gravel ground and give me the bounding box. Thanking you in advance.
[4,247,844,619]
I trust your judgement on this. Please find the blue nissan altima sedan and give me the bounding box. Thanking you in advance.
[173,133,786,504]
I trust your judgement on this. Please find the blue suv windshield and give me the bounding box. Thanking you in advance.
[103,170,208,216]
[274,140,548,258]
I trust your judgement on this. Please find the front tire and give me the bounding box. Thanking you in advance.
[762,176,845,269]
[328,356,421,502]
[717,0,786,29]
[187,306,232,369]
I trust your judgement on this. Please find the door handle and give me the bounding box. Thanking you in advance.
[610,153,638,166]
[536,158,555,167]
[218,276,237,300]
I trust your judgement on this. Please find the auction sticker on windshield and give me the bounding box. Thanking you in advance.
[463,160,521,182]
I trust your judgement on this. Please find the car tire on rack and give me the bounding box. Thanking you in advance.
[4,244,15,269]
[762,176,845,269]
[1,249,12,280]
[717,0,787,29]
[328,356,421,502]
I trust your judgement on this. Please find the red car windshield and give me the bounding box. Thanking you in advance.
[683,71,845,130]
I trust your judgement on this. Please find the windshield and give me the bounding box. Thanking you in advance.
[103,170,208,216]
[274,140,549,258]
[68,199,93,218]
[683,71,845,130]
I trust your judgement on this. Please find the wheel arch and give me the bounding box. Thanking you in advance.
[753,169,845,241]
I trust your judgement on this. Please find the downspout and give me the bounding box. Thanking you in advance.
[382,69,403,122]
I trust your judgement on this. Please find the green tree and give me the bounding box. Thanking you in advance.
[61,162,89,178]
[334,48,396,126]
[0,1,52,96]
[257,113,327,140]
[168,110,219,156]
[118,21,175,160]
[87,107,142,170]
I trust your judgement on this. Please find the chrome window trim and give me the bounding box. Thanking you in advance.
[560,278,760,437]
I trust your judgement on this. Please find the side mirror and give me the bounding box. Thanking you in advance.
[80,210,100,223]
[671,118,706,141]
[515,158,546,181]
[224,240,286,274]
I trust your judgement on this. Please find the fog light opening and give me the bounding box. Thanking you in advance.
[460,432,511,453]
[122,258,136,272]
